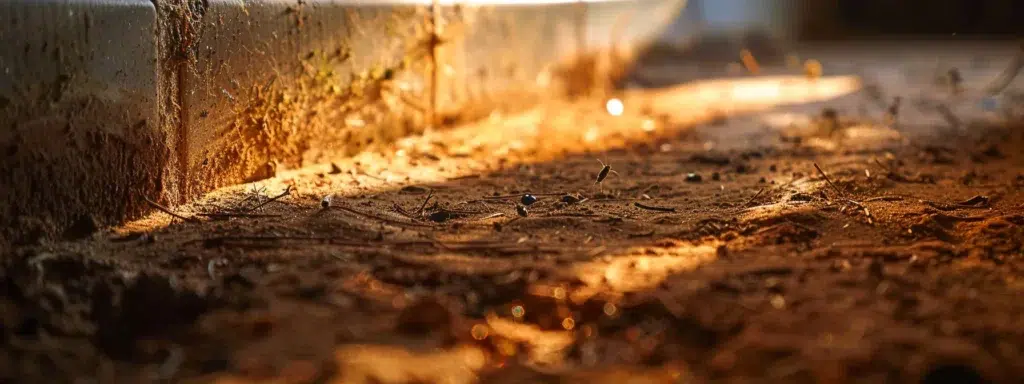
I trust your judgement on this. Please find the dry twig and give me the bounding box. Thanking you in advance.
[144,197,196,222]
[813,163,845,197]
[248,185,292,211]
[633,202,676,212]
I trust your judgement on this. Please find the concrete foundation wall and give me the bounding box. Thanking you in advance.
[0,0,162,243]
[0,0,683,244]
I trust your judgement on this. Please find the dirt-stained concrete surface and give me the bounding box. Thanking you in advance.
[3,44,1024,383]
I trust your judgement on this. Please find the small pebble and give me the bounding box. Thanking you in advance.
[428,211,453,223]
[561,195,580,204]
[711,172,721,181]
[685,173,702,182]
[521,194,538,206]
[769,164,777,172]
[321,195,333,208]
[516,204,529,217]
[759,177,767,183]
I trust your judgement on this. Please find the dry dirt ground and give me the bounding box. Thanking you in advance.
[3,43,1024,383]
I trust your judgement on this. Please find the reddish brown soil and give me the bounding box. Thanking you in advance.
[3,44,1024,383]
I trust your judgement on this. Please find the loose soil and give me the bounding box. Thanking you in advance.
[3,43,1024,384]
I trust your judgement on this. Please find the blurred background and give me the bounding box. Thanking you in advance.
[666,0,1024,42]
[628,0,1023,87]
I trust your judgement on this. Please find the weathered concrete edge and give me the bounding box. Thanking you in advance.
[0,0,163,244]
[173,1,435,201]
[163,0,686,206]
[0,0,685,244]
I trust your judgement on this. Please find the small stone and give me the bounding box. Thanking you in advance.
[561,195,580,204]
[769,164,778,172]
[428,211,453,223]
[711,172,721,181]
[516,204,528,217]
[521,194,538,206]
[685,173,702,182]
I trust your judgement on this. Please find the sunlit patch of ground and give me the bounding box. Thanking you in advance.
[570,240,721,294]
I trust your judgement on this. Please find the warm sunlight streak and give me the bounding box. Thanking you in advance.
[638,75,862,120]
[570,240,721,294]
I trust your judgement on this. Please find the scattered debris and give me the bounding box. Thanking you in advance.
[685,173,703,183]
[418,191,435,215]
[428,211,454,223]
[144,196,196,222]
[332,205,434,228]
[561,195,582,204]
[516,204,529,218]
[813,163,845,198]
[249,185,293,211]
[521,194,538,206]
[960,195,990,207]
[864,196,905,202]
[744,188,767,206]
[633,202,676,212]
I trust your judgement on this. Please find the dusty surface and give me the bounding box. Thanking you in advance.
[3,44,1024,383]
